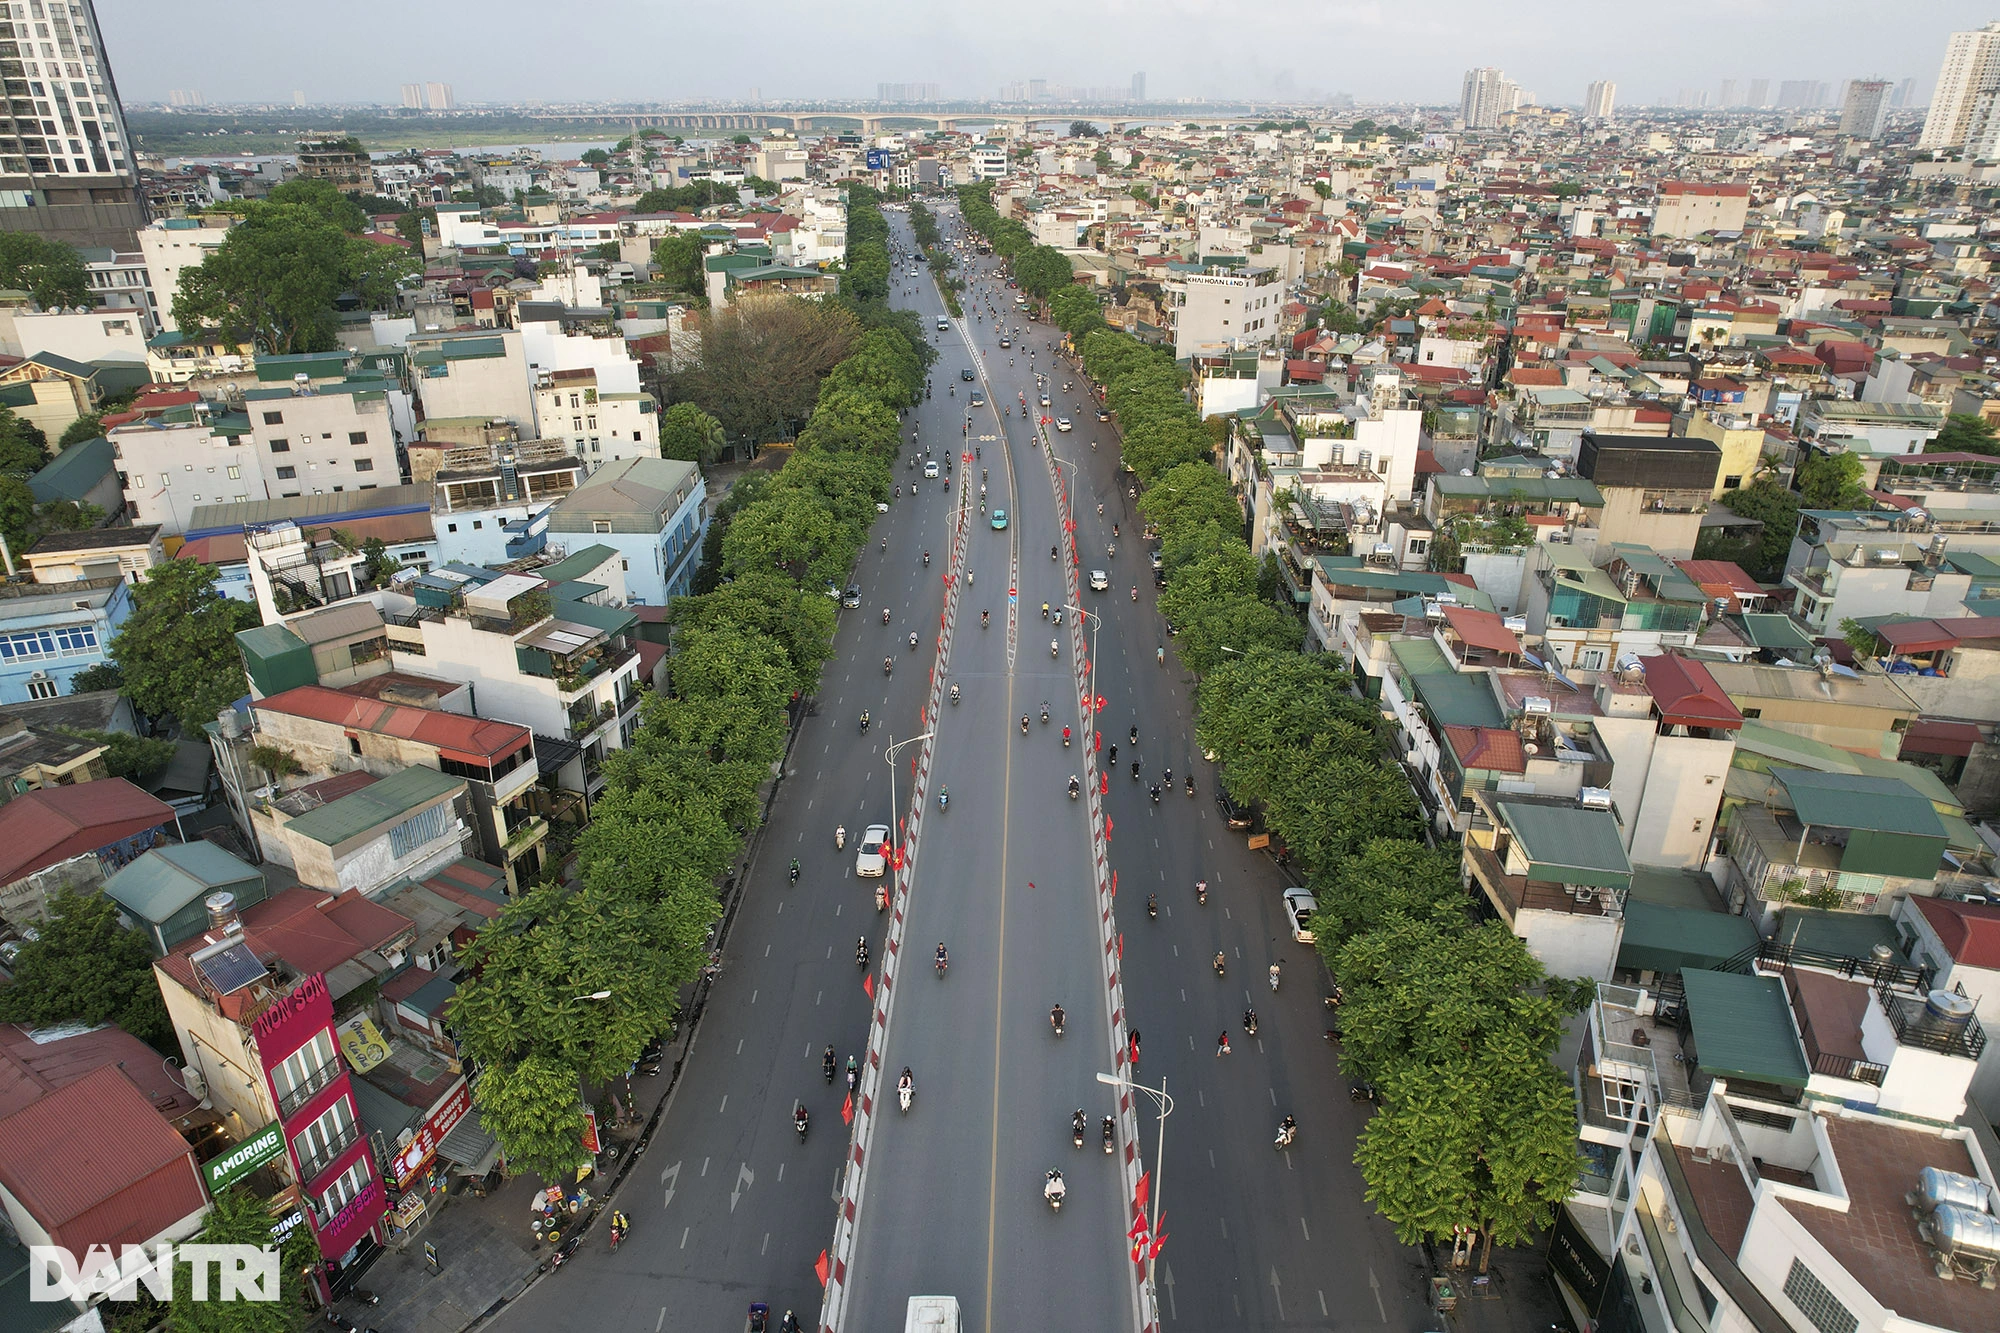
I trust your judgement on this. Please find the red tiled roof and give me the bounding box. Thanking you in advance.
[1284,359,1324,383]
[0,1023,203,1122]
[1508,366,1565,387]
[0,780,174,887]
[0,1065,207,1254]
[1913,894,2000,966]
[157,885,413,1001]
[1442,725,1527,775]
[1902,718,1983,759]
[1414,450,1444,475]
[1639,654,1743,731]
[1675,559,1763,600]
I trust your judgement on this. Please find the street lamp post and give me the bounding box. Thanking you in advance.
[883,732,936,901]
[1098,1070,1172,1312]
[1065,602,1102,766]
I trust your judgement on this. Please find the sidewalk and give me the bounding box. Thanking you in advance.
[1423,1237,1572,1333]
[342,755,797,1333]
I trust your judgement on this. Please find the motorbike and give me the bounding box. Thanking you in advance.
[1149,784,1161,804]
[860,711,870,733]
[909,632,919,651]
[950,684,961,705]
[923,552,931,567]
[1051,639,1059,658]
[1050,545,1058,561]
[835,825,847,850]
[1130,725,1139,745]
[1021,715,1030,734]
[1068,777,1080,800]
[883,607,892,624]
[1062,726,1071,747]
[823,1048,836,1083]
[1186,775,1195,797]
[748,1304,772,1333]
[794,1106,809,1142]
[883,658,892,676]
[1131,587,1138,602]
[1244,1009,1259,1036]
[1051,1007,1066,1038]
[1041,704,1050,724]
[938,787,949,810]
[898,1071,914,1114]
[1131,760,1141,780]
[1270,964,1282,992]
[875,885,888,911]
[1107,744,1117,766]
[1146,894,1158,919]
[1196,879,1208,905]
[1275,1119,1297,1150]
[788,860,799,884]
[855,940,870,969]
[1350,1083,1378,1105]
[935,949,948,978]
[1213,952,1227,978]
[846,1061,859,1092]
[1071,1112,1086,1149]
[1102,1116,1115,1154]
[1045,1170,1066,1211]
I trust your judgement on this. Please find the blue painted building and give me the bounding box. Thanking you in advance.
[544,456,707,606]
[0,576,131,702]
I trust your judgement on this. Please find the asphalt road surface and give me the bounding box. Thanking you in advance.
[489,204,1435,1333]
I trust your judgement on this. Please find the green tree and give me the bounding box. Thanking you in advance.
[1929,413,2000,456]
[651,230,709,306]
[173,201,419,353]
[0,405,48,473]
[797,388,900,456]
[393,206,437,249]
[0,889,172,1049]
[107,560,260,732]
[658,401,727,465]
[1049,284,1104,337]
[664,296,859,441]
[1796,449,1868,510]
[165,1183,319,1333]
[667,571,837,701]
[581,148,610,165]
[1838,616,1880,657]
[1138,463,1240,533]
[1717,475,1801,581]
[59,728,176,781]
[1014,244,1074,300]
[57,411,104,450]
[1311,838,1464,940]
[0,232,90,308]
[67,660,123,693]
[265,176,368,232]
[462,1053,593,1184]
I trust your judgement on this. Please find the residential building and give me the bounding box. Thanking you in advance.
[0,304,144,365]
[407,329,536,435]
[968,145,1007,180]
[428,436,583,566]
[1838,79,1892,141]
[0,706,108,800]
[1526,545,1708,672]
[1574,433,1720,560]
[1165,264,1283,359]
[101,841,272,955]
[21,525,159,586]
[1583,81,1616,120]
[155,923,403,1304]
[0,0,144,249]
[1782,512,1972,637]
[179,487,438,604]
[1460,68,1518,130]
[1707,659,1921,760]
[1920,21,2000,153]
[1679,409,1766,497]
[1461,790,1633,981]
[248,683,550,891]
[0,574,129,702]
[1894,894,2000,1122]
[0,351,104,441]
[1649,182,1750,239]
[0,778,173,927]
[1798,399,1944,458]
[249,766,474,898]
[137,217,232,333]
[531,366,658,470]
[545,455,706,605]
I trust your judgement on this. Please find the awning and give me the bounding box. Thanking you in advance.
[439,1105,501,1176]
[533,733,583,777]
[1680,969,1810,1089]
[1618,901,1759,976]
[1902,718,1982,758]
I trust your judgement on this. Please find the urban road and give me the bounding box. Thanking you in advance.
[485,205,1433,1333]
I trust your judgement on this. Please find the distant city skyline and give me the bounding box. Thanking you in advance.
[96,0,1989,109]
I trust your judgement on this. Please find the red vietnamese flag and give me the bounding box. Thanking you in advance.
[815,1250,830,1286]
[862,972,875,1001]
[1148,1224,1169,1259]
[1128,1213,1149,1241]
[1134,1170,1151,1214]
[841,1091,854,1125]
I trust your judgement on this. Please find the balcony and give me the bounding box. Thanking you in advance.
[1783,966,1888,1085]
[1875,980,1987,1061]
[1465,842,1621,921]
[294,1116,361,1184]
[536,642,639,694]
[503,813,548,859]
[276,1058,341,1119]
[568,699,617,739]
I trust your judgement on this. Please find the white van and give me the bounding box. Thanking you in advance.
[937,316,949,330]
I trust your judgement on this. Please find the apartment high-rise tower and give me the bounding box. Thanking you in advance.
[0,0,144,248]
[1838,79,1892,140]
[1921,22,2000,151]
[1584,80,1616,120]
[1460,67,1516,130]
[1131,71,1145,102]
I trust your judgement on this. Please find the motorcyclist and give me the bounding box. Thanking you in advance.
[1062,725,1071,746]
[1213,950,1227,976]
[860,709,870,731]
[1131,759,1141,779]
[795,1106,809,1138]
[935,942,949,973]
[899,1066,913,1095]
[1244,1008,1259,1035]
[884,656,892,675]
[1107,743,1118,765]
[1163,768,1172,788]
[1071,1109,1086,1141]
[1051,1003,1066,1034]
[1277,1115,1297,1147]
[1045,1169,1066,1205]
[909,631,919,650]
[835,823,846,848]
[938,785,949,808]
[1130,725,1139,745]
[923,550,931,566]
[1021,714,1030,733]
[1102,1116,1115,1152]
[1146,893,1158,917]
[1150,783,1161,803]
[1131,586,1138,601]
[1042,602,1050,619]
[982,610,990,628]
[1196,879,1208,904]
[789,857,799,884]
[823,1046,836,1081]
[610,1209,629,1244]
[855,938,870,968]
[883,607,891,623]
[1051,638,1059,658]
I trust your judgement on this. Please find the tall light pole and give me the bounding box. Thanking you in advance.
[1065,602,1102,764]
[884,732,935,901]
[1098,1070,1172,1311]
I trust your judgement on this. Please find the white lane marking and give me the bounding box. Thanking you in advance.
[680,1227,690,1249]
[718,1095,727,1113]
[659,1160,680,1209]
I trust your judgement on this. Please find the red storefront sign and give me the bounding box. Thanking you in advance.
[390,1080,472,1188]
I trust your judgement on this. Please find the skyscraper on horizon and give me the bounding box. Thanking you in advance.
[1747,79,1770,108]
[1584,80,1616,120]
[0,0,143,249]
[1459,67,1516,130]
[425,82,455,111]
[1920,22,2000,152]
[1719,78,1738,107]
[1131,71,1146,102]
[1891,77,1917,108]
[1839,79,1892,140]
[401,83,424,109]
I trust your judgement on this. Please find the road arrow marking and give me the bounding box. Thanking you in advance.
[1269,1266,1285,1321]
[730,1162,755,1212]
[1160,1260,1177,1320]
[1369,1265,1387,1322]
[660,1160,680,1210]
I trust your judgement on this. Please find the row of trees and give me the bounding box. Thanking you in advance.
[447,188,933,1182]
[1048,285,1583,1266]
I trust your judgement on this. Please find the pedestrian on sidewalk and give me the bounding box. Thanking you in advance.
[1216,1032,1231,1056]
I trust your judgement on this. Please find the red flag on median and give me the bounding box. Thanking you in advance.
[862,972,875,1001]
[815,1250,830,1286]
[841,1091,854,1125]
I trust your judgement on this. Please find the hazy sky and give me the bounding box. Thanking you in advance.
[97,1,1990,109]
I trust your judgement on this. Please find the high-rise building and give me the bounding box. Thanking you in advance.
[1891,77,1916,108]
[167,89,203,108]
[1027,79,1048,101]
[1747,79,1770,108]
[1777,79,1813,108]
[0,0,144,249]
[1839,79,1892,140]
[425,82,455,111]
[1459,67,1515,130]
[876,83,941,103]
[401,83,424,109]
[1131,71,1145,102]
[1921,22,2000,151]
[1584,80,1616,120]
[1719,78,1738,107]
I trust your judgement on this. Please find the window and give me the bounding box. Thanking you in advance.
[593,519,612,533]
[271,1030,337,1106]
[261,410,283,425]
[316,1155,372,1222]
[472,519,483,530]
[572,416,583,432]
[1722,474,1742,490]
[348,430,368,445]
[586,414,596,430]
[1782,1260,1856,1333]
[353,458,374,472]
[447,523,458,532]
[274,465,295,480]
[268,438,290,453]
[159,473,169,488]
[388,802,452,857]
[590,438,600,453]
[226,465,240,480]
[26,677,57,699]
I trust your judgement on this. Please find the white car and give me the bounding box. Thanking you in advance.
[856,824,891,878]
[1282,887,1319,945]
[924,460,940,478]
[1089,569,1109,592]
[1056,418,1073,432]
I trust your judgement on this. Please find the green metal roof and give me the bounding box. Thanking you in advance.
[550,597,638,636]
[1412,670,1508,729]
[284,766,464,848]
[29,436,113,504]
[530,545,619,584]
[1680,969,1810,1089]
[1432,474,1606,505]
[1618,901,1758,976]
[1494,799,1633,888]
[1775,769,1947,837]
[1771,908,1908,966]
[1739,614,1815,652]
[102,842,261,923]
